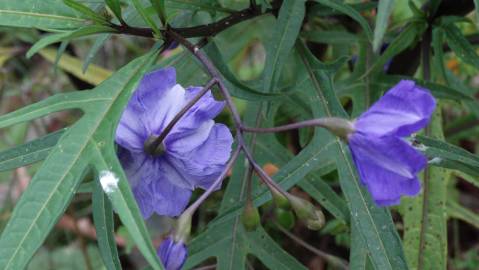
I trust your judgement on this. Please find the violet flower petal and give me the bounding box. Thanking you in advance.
[158,237,187,270]
[349,132,425,206]
[165,87,225,154]
[354,80,436,137]
[168,124,233,189]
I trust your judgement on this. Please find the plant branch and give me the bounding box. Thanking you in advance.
[110,5,269,39]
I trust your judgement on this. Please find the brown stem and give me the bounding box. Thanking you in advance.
[110,5,270,39]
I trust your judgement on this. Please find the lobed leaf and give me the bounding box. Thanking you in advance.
[0,50,159,270]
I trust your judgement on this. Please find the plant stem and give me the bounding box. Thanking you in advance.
[240,117,354,134]
[110,5,270,39]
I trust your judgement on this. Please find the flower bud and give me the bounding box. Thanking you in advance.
[271,187,290,210]
[158,236,187,270]
[305,209,325,230]
[241,201,260,231]
[288,194,325,230]
[275,208,295,230]
[174,210,192,242]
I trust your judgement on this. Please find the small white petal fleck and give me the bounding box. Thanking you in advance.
[428,157,442,164]
[413,143,428,152]
[99,170,119,193]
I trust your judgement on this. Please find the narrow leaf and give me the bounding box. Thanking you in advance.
[27,25,115,58]
[263,0,305,92]
[92,174,122,270]
[105,0,123,22]
[63,0,107,24]
[130,0,161,36]
[0,129,65,172]
[149,0,166,25]
[414,134,479,175]
[0,0,88,29]
[443,22,479,70]
[373,0,394,52]
[447,200,479,229]
[95,148,164,270]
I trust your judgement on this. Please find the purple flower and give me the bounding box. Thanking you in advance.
[348,80,436,206]
[115,68,233,218]
[158,237,187,270]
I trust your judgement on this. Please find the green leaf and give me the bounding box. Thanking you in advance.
[149,0,166,25]
[414,134,479,177]
[0,129,65,172]
[0,0,88,29]
[27,25,115,58]
[314,0,373,41]
[130,0,161,36]
[0,49,159,270]
[93,146,164,270]
[262,0,305,92]
[373,0,395,52]
[402,108,449,270]
[105,0,123,22]
[442,22,479,70]
[82,34,111,73]
[62,0,107,24]
[92,175,122,270]
[447,200,479,230]
[432,27,449,83]
[349,223,372,270]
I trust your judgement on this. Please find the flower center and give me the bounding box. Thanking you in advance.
[144,135,166,156]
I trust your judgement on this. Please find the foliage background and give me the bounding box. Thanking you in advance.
[0,0,478,269]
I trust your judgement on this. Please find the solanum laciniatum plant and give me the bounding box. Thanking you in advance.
[0,0,478,269]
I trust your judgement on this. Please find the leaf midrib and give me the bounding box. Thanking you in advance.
[0,9,86,22]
